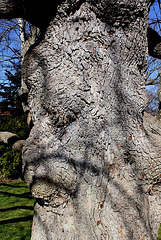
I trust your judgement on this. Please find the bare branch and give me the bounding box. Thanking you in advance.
[0,56,19,63]
[144,88,160,109]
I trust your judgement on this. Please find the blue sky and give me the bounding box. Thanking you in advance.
[0,19,21,78]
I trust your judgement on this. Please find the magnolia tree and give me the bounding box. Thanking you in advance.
[1,0,161,239]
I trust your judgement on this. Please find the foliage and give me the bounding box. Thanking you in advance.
[0,53,29,180]
[0,114,29,179]
[0,61,23,115]
[0,145,22,179]
[0,181,34,239]
[0,114,29,139]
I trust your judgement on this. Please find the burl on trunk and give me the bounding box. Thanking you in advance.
[1,0,161,239]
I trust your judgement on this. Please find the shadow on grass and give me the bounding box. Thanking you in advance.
[0,180,34,240]
[0,190,33,199]
[0,206,33,212]
[0,215,33,224]
[0,183,27,188]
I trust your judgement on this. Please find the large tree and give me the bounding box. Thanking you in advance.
[1,0,161,239]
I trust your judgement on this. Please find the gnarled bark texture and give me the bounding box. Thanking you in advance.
[1,0,161,239]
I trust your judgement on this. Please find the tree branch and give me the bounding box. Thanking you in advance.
[0,0,23,19]
[0,131,19,145]
[0,0,58,29]
[148,27,161,59]
[144,88,160,110]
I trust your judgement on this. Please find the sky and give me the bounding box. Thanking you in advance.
[0,19,21,82]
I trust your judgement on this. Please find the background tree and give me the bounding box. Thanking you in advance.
[0,60,22,114]
[0,61,29,179]
[146,0,161,116]
[0,19,38,179]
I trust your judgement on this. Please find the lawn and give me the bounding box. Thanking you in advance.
[158,226,161,240]
[0,180,34,240]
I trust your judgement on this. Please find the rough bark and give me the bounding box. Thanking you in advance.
[1,0,161,239]
[12,140,25,152]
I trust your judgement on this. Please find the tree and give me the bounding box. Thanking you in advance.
[0,62,30,179]
[0,17,40,108]
[0,17,39,180]
[1,0,161,239]
[145,1,161,117]
[0,60,22,114]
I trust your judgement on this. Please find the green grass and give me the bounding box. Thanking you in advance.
[158,226,161,240]
[0,181,34,240]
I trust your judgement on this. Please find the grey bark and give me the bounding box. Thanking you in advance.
[0,131,19,146]
[17,21,40,113]
[12,140,25,152]
[0,131,25,151]
[0,0,161,239]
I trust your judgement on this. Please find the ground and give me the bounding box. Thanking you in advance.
[0,180,34,240]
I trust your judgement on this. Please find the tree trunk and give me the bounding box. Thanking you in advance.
[1,0,161,239]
